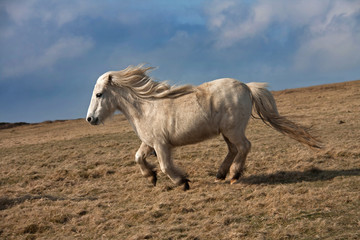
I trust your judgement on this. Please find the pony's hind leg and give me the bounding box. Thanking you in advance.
[229,137,251,184]
[154,144,190,191]
[135,142,157,186]
[216,135,238,181]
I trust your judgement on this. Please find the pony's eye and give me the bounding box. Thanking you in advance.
[96,93,103,98]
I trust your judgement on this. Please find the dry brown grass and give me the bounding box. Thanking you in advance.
[1,80,359,239]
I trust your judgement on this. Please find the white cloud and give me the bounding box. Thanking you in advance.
[206,0,237,29]
[3,0,151,28]
[205,0,329,47]
[206,0,360,71]
[294,30,360,72]
[1,0,98,78]
[2,0,37,25]
[3,0,100,27]
[3,36,94,77]
[294,1,360,71]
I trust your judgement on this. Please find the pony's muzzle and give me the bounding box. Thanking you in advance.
[86,116,99,125]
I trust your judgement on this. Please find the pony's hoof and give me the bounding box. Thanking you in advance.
[150,171,157,186]
[182,179,191,191]
[230,178,238,185]
[216,172,226,180]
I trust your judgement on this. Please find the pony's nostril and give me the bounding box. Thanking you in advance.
[87,117,92,122]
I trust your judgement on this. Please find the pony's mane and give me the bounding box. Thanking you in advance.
[110,65,195,99]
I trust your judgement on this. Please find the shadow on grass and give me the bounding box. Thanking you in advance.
[240,167,360,185]
[0,195,97,211]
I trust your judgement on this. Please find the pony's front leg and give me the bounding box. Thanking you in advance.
[135,142,157,186]
[154,144,190,191]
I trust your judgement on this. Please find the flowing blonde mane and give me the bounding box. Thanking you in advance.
[110,65,194,99]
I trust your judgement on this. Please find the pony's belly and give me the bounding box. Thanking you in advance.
[169,122,218,146]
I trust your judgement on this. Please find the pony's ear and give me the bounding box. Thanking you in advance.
[107,74,113,85]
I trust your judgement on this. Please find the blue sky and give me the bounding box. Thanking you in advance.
[1,0,360,123]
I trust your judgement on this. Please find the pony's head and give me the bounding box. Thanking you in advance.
[86,72,117,125]
[86,65,154,125]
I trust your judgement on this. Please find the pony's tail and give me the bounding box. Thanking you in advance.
[247,82,322,149]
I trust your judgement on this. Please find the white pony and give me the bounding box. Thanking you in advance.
[87,65,321,190]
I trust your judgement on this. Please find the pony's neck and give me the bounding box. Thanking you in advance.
[114,88,147,127]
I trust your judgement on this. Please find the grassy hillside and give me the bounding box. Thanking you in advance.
[1,80,359,239]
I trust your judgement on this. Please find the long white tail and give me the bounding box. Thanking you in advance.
[247,82,322,149]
